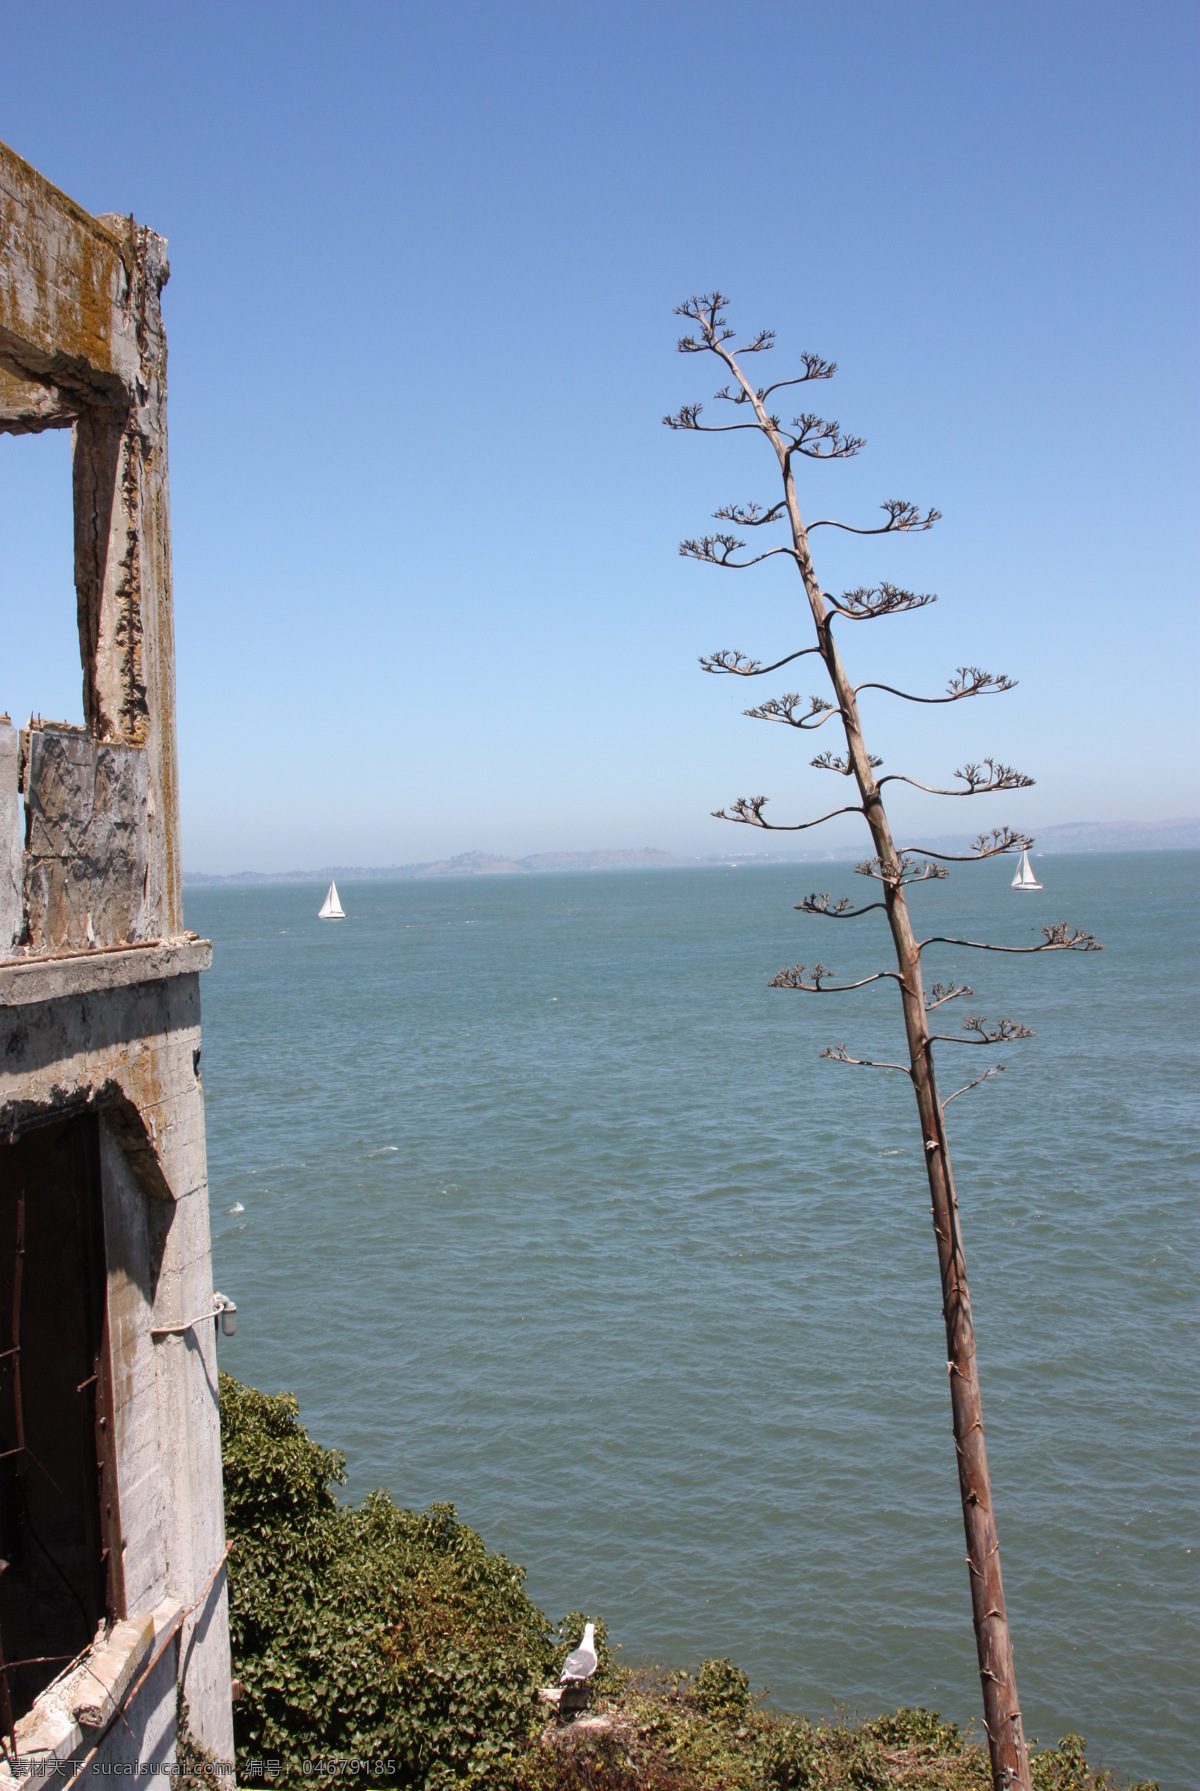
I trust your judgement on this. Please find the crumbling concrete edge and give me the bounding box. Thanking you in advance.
[1,1077,181,1192]
[0,934,210,1006]
[0,1599,183,1783]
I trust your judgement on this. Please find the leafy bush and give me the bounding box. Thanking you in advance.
[691,1657,751,1721]
[1028,1732,1157,1791]
[516,1729,704,1791]
[220,1375,552,1788]
[860,1707,965,1753]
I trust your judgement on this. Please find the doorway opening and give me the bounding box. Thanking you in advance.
[0,1112,118,1721]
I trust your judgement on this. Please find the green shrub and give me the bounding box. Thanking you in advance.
[1028,1732,1159,1791]
[691,1657,751,1722]
[760,1717,826,1790]
[860,1707,964,1752]
[220,1374,552,1789]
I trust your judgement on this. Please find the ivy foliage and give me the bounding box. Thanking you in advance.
[220,1374,552,1789]
[521,1687,1157,1791]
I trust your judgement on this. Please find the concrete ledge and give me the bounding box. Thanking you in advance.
[72,1614,156,1730]
[0,936,211,1007]
[0,140,134,400]
[0,1600,182,1779]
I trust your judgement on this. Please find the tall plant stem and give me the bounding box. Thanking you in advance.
[713,339,1033,1791]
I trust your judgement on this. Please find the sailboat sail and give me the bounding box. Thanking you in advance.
[1011,849,1042,891]
[318,879,346,919]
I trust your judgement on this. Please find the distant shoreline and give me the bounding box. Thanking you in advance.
[184,820,1200,885]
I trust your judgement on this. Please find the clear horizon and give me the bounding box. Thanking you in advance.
[2,2,1196,874]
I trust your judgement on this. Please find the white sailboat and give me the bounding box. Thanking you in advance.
[318,879,346,919]
[1011,848,1042,891]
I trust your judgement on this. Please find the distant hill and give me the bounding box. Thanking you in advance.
[1033,817,1200,853]
[184,848,690,886]
[412,847,690,877]
[183,820,1198,886]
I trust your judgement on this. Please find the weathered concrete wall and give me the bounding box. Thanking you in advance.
[0,954,234,1764]
[21,724,150,951]
[88,1641,178,1772]
[0,719,21,954]
[71,350,182,937]
[1,140,231,1772]
[99,1113,235,1763]
[0,144,136,401]
[100,1122,170,1613]
[0,365,75,433]
[0,140,182,935]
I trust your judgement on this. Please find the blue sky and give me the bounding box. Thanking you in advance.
[1,2,1196,872]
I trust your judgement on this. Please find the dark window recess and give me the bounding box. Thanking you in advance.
[0,1114,117,1721]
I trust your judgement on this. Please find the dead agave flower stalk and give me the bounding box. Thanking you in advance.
[667,294,1101,1791]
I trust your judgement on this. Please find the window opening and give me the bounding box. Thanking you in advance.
[0,430,83,733]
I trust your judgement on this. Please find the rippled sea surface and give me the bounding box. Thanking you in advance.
[189,854,1198,1787]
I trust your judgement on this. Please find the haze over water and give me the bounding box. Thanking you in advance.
[191,855,1198,1788]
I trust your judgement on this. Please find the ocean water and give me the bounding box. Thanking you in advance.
[189,855,1199,1787]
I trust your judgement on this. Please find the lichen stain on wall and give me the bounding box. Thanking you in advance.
[0,152,126,379]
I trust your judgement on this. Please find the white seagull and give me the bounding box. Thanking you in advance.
[559,1621,597,1684]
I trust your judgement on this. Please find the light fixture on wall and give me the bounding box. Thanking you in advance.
[152,1292,239,1341]
[213,1291,238,1336]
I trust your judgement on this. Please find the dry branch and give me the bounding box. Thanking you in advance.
[854,855,948,886]
[820,1043,912,1076]
[826,583,937,620]
[880,760,1035,797]
[812,748,883,774]
[943,1067,1005,1106]
[855,666,1016,704]
[711,796,864,831]
[767,964,899,994]
[925,982,974,1010]
[930,1016,1035,1045]
[699,646,823,677]
[744,693,838,730]
[919,923,1102,954]
[795,893,886,920]
[906,826,1033,862]
[808,499,942,536]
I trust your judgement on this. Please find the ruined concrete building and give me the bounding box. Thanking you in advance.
[0,143,234,1774]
